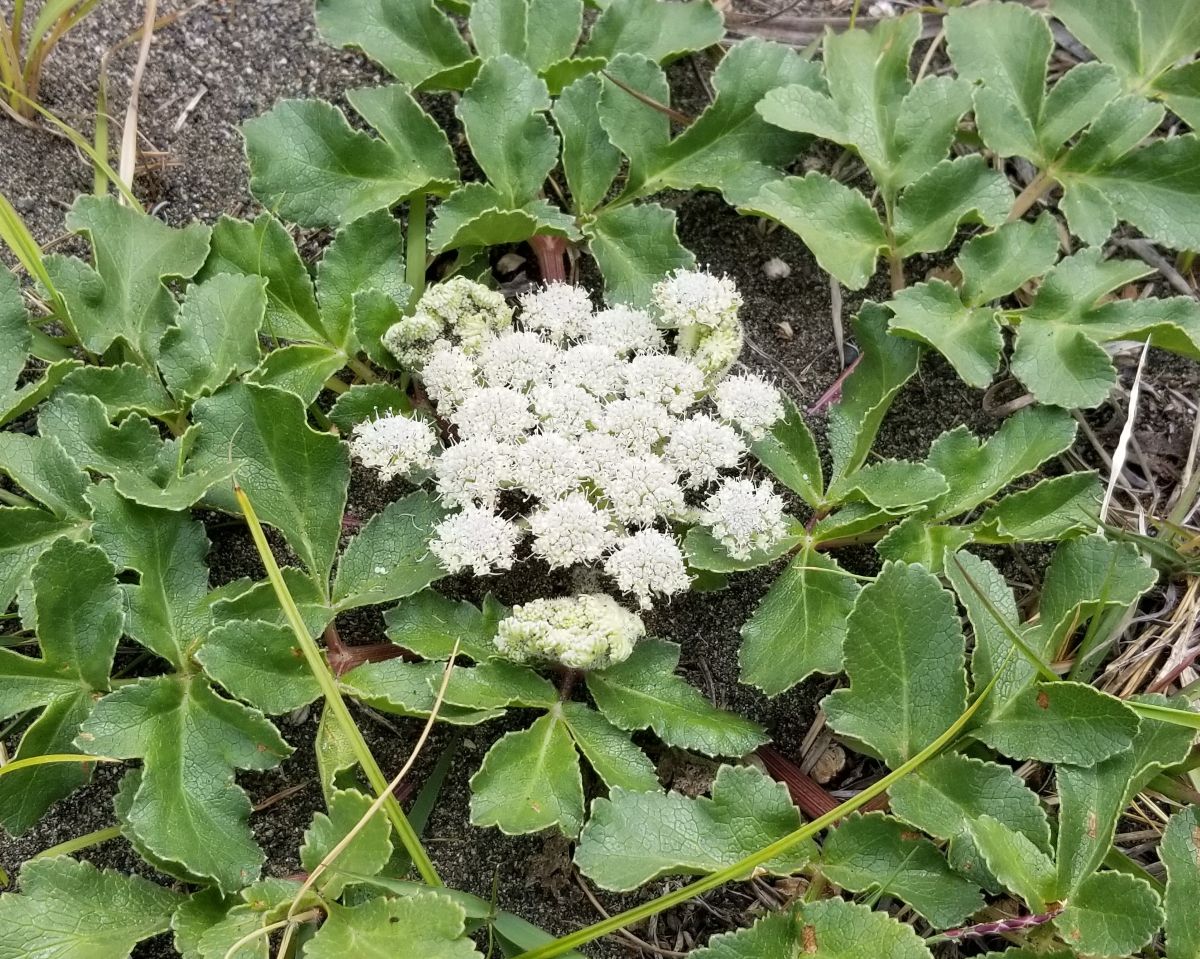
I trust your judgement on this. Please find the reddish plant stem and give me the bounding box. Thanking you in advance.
[936,907,1063,943]
[807,354,862,414]
[323,623,413,677]
[530,234,568,283]
[757,746,889,820]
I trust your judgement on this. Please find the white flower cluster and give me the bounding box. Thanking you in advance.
[495,593,645,670]
[361,273,789,612]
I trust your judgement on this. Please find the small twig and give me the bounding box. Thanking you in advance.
[119,0,159,198]
[600,69,694,126]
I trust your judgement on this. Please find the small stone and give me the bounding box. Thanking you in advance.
[762,257,791,280]
[811,744,846,784]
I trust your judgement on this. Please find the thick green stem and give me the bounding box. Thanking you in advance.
[406,193,427,310]
[514,669,1004,959]
[233,483,443,886]
[1008,168,1055,222]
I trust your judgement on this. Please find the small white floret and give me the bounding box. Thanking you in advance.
[595,454,686,525]
[530,383,603,436]
[480,331,559,391]
[421,343,479,410]
[529,493,616,568]
[714,372,785,439]
[553,343,626,397]
[495,593,644,670]
[585,306,665,355]
[513,432,585,501]
[434,436,513,507]
[430,505,522,576]
[518,282,593,344]
[601,398,675,453]
[604,529,691,608]
[651,269,742,331]
[700,477,789,560]
[663,415,745,488]
[450,386,536,443]
[624,354,705,414]
[349,414,437,481]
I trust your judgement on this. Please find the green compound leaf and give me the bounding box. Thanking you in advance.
[1011,248,1200,407]
[457,56,559,207]
[977,681,1139,767]
[586,638,767,756]
[751,396,823,507]
[0,857,180,959]
[192,382,350,590]
[0,433,90,520]
[827,304,922,481]
[329,383,411,434]
[306,893,482,959]
[439,660,558,710]
[875,517,973,573]
[887,213,1062,388]
[247,342,347,405]
[244,96,456,229]
[43,196,210,365]
[88,482,211,669]
[887,280,1004,390]
[739,546,860,696]
[560,701,659,792]
[339,659,504,726]
[823,561,967,769]
[597,54,671,194]
[692,898,935,959]
[384,590,503,663]
[890,753,1051,892]
[211,566,334,639]
[192,878,312,959]
[469,710,585,836]
[821,812,983,928]
[159,273,266,402]
[316,208,409,351]
[429,183,579,253]
[1055,693,1197,896]
[973,472,1101,544]
[554,74,622,214]
[827,459,949,511]
[0,267,30,386]
[0,507,81,615]
[583,202,695,307]
[923,405,1077,520]
[1054,871,1163,959]
[469,0,583,73]
[1033,533,1158,659]
[582,0,723,64]
[114,769,209,886]
[638,38,821,205]
[53,365,173,423]
[743,173,886,292]
[685,522,804,573]
[0,538,122,835]
[1163,806,1200,959]
[300,788,393,898]
[332,493,448,611]
[171,887,235,959]
[575,764,811,892]
[78,674,291,893]
[967,814,1057,911]
[39,394,237,511]
[945,3,1054,160]
[757,14,966,197]
[1065,133,1200,253]
[892,156,1012,257]
[198,213,326,343]
[196,620,321,715]
[315,0,473,90]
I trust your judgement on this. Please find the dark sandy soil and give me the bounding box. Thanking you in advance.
[2,1,1198,957]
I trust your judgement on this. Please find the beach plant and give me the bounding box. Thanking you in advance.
[0,0,105,119]
[748,1,1200,408]
[242,0,820,305]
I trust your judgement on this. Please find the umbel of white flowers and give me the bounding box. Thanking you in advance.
[353,271,789,668]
